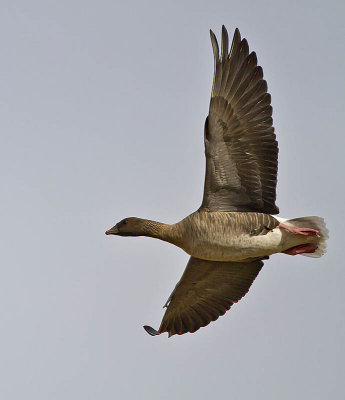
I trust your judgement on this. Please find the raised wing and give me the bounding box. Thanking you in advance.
[144,257,263,337]
[201,26,279,214]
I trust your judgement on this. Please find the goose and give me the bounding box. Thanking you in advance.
[106,26,328,337]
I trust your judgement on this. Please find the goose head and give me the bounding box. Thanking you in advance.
[105,217,151,237]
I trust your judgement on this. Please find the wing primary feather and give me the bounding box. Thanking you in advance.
[210,29,219,61]
[230,28,241,56]
[210,29,221,97]
[221,25,229,60]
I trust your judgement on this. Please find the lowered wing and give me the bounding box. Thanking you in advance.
[144,257,263,337]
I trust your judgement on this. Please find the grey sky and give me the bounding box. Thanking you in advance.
[1,0,344,399]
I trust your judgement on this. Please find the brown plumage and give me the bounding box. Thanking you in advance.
[106,26,328,337]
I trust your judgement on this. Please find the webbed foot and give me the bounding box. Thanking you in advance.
[282,244,318,255]
[279,223,319,237]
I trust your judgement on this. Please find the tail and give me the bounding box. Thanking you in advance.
[282,216,329,258]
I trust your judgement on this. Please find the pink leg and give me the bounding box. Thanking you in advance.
[283,244,318,256]
[279,223,320,237]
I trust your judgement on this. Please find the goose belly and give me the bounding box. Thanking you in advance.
[184,227,314,262]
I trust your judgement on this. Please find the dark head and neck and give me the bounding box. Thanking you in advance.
[105,217,182,245]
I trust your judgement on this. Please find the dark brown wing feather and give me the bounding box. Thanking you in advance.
[145,257,263,337]
[201,26,279,214]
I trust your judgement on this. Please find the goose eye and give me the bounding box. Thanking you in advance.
[122,220,127,225]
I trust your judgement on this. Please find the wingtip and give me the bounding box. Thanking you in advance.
[143,325,161,336]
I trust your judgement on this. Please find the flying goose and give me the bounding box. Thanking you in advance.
[106,26,328,337]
